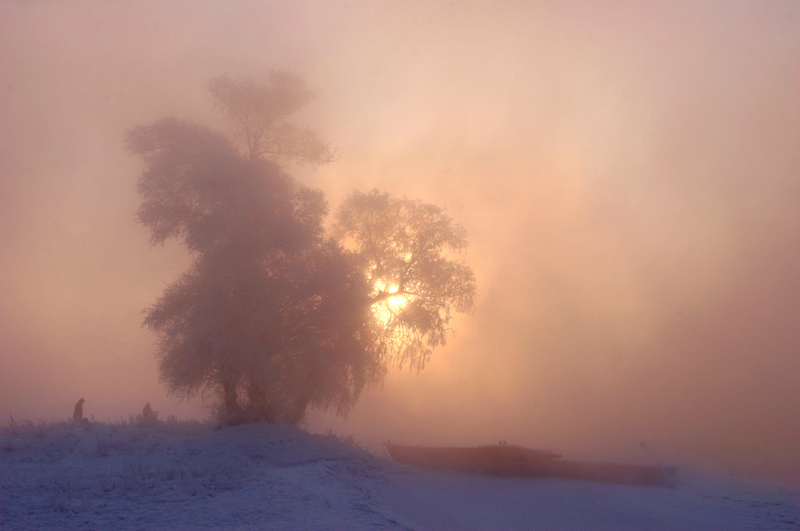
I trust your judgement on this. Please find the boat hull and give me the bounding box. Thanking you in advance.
[386,443,560,476]
[385,443,677,486]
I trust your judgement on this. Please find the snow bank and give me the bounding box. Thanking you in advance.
[1,421,797,530]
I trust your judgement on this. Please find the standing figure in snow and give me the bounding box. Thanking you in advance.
[73,398,85,422]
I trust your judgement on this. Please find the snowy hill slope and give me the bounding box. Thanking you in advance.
[1,421,797,530]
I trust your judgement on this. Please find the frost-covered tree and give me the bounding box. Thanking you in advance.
[128,117,383,422]
[128,72,474,424]
[207,72,337,165]
[334,190,476,371]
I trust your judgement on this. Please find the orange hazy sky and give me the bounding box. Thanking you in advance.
[1,1,799,479]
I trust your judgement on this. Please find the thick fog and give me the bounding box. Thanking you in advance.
[1,1,798,480]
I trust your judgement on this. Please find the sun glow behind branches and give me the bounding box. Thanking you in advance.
[372,280,410,325]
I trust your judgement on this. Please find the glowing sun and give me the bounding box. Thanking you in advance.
[373,281,409,324]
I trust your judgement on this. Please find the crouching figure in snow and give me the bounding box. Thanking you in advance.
[72,398,90,427]
[72,398,85,422]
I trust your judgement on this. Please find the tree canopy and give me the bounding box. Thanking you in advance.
[207,72,337,166]
[334,190,476,370]
[129,72,475,424]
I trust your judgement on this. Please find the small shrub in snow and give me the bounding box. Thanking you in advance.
[323,430,370,453]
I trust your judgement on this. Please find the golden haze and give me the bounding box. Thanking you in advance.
[1,1,799,480]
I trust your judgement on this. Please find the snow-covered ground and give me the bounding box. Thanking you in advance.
[1,421,797,530]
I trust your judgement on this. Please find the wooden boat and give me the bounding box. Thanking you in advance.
[385,443,677,486]
[386,443,561,476]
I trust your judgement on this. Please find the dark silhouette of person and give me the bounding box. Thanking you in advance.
[73,398,85,422]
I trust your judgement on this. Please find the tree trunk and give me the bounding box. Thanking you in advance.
[246,382,277,423]
[284,395,310,426]
[222,378,241,416]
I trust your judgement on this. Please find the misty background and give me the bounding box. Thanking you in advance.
[1,1,798,480]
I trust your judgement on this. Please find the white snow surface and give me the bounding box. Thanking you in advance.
[1,421,797,530]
